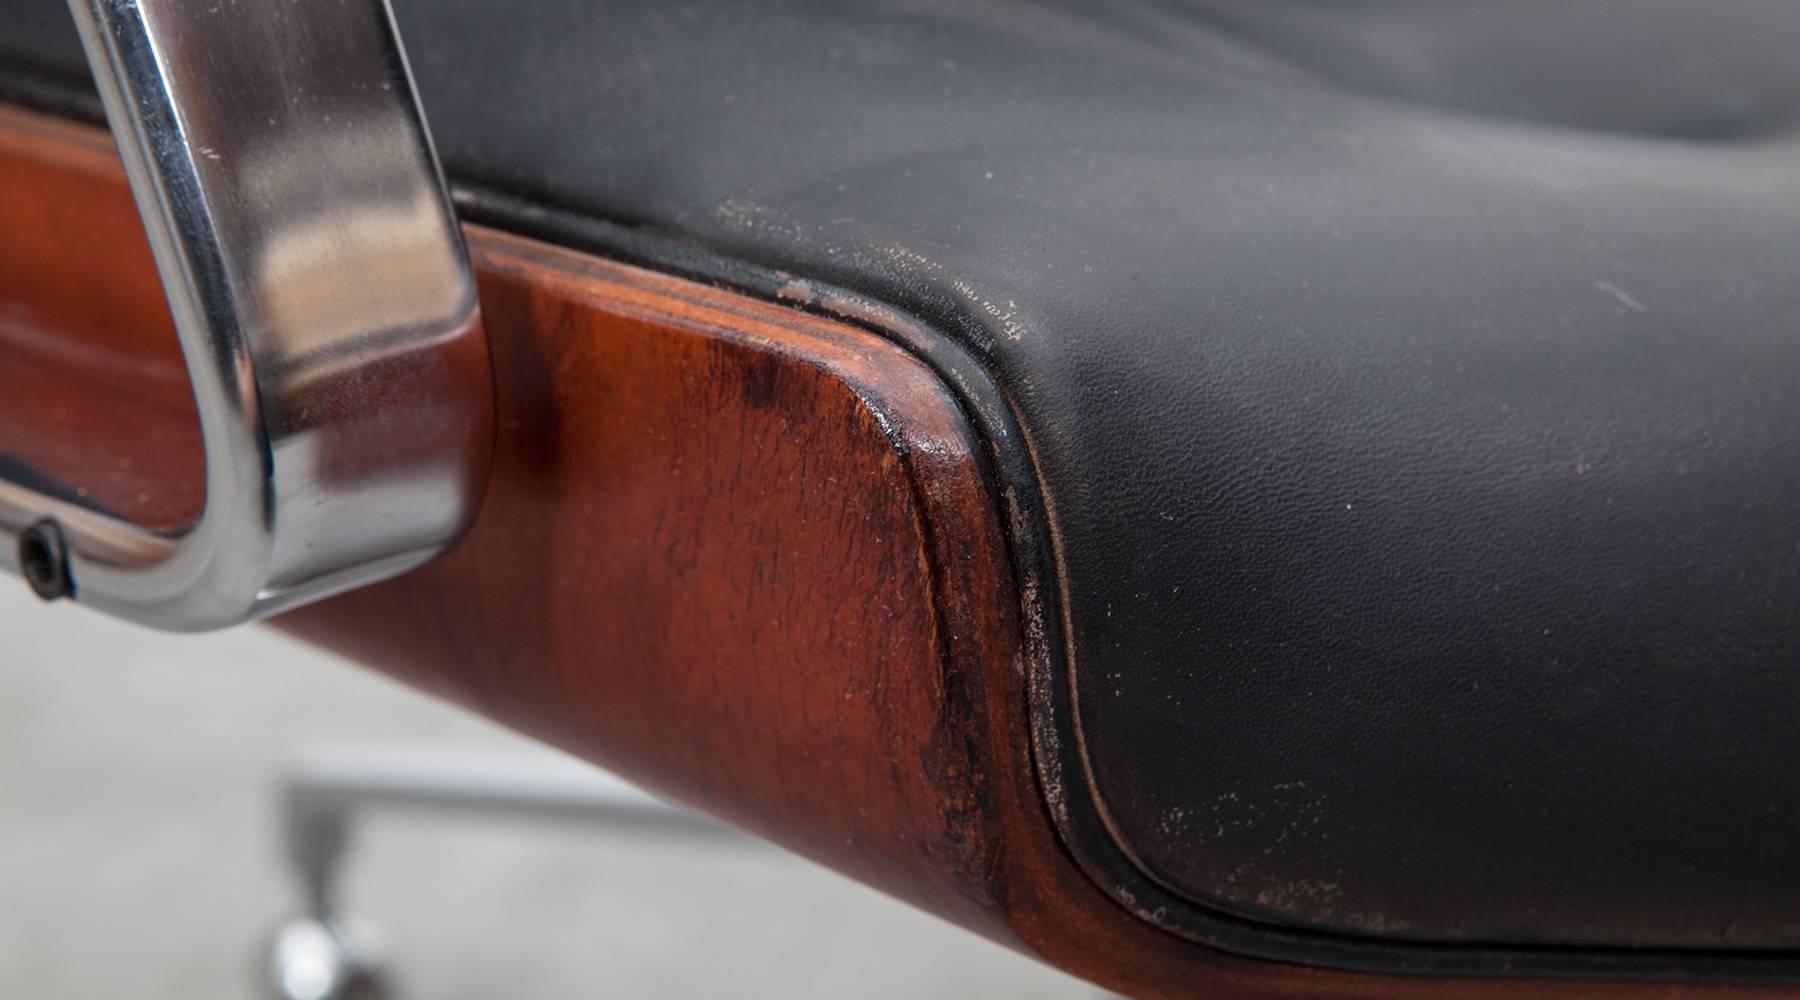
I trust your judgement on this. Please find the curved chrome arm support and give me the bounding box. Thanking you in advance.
[0,0,493,631]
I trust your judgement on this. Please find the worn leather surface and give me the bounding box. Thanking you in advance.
[9,0,1800,958]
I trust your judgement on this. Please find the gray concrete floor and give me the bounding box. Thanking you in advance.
[0,586,1092,999]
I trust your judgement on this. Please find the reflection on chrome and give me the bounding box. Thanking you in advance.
[0,0,494,631]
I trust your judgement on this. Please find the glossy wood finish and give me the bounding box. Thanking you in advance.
[0,106,201,531]
[3,103,1792,999]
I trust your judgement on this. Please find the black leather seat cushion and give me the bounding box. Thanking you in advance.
[9,0,1800,963]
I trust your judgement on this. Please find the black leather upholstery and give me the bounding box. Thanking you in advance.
[8,0,1800,971]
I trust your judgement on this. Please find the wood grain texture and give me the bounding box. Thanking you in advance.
[0,106,201,531]
[3,103,1793,999]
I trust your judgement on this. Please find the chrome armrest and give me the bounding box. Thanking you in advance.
[1,0,493,631]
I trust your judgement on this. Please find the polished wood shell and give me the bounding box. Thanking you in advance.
[1,104,1786,999]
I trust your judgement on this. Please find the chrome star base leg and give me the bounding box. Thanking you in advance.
[263,745,728,998]
[266,917,393,1000]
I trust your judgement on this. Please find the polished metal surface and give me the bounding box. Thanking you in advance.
[270,746,729,1000]
[0,0,492,630]
[266,918,390,1000]
[284,746,726,916]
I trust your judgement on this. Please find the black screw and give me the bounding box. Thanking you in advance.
[18,519,74,602]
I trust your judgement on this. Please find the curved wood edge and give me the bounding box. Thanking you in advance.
[286,227,1028,941]
[2,103,1790,999]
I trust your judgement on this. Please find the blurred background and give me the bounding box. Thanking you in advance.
[0,585,1090,999]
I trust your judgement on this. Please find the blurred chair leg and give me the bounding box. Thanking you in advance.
[264,745,730,1000]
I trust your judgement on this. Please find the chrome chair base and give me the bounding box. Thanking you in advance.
[266,917,392,1000]
[264,745,729,1000]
